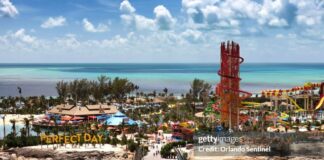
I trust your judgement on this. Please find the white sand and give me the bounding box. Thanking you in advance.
[25,144,124,153]
[0,114,44,125]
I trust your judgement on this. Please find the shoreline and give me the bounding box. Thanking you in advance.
[0,79,307,97]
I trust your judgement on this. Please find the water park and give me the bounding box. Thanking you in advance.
[192,41,324,159]
[0,41,323,160]
[201,41,324,133]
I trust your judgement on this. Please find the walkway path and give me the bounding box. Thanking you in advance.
[143,143,175,160]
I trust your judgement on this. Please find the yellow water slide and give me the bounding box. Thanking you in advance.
[315,97,324,110]
[278,119,289,125]
[280,112,289,119]
[285,96,304,112]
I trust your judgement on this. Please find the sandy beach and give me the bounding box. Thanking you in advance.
[0,114,44,125]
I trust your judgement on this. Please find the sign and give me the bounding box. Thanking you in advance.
[40,133,104,144]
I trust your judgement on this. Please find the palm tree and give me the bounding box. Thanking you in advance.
[189,78,211,113]
[97,75,110,102]
[17,86,22,114]
[111,77,135,103]
[2,115,5,139]
[32,125,41,136]
[10,119,16,137]
[23,118,30,137]
[69,80,79,105]
[134,85,139,94]
[56,80,68,103]
[163,88,168,97]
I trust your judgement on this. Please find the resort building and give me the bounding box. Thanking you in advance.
[48,104,118,116]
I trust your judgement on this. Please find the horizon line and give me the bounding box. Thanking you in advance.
[0,62,324,64]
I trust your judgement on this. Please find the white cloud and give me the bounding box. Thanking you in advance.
[120,0,135,14]
[41,16,66,28]
[56,34,80,49]
[268,17,288,27]
[296,15,318,26]
[0,0,18,17]
[82,18,109,33]
[275,34,284,38]
[153,5,176,30]
[181,29,203,43]
[257,0,295,27]
[120,0,175,31]
[182,0,298,28]
[120,14,134,26]
[121,13,155,31]
[0,28,40,55]
[12,28,36,44]
[292,0,324,26]
[134,15,155,30]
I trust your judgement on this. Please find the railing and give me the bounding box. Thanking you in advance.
[174,147,186,160]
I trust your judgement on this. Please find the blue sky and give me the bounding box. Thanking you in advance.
[0,0,324,63]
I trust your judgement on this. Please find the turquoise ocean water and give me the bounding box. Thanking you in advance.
[0,63,323,96]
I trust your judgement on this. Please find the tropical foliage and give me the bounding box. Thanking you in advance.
[56,75,136,104]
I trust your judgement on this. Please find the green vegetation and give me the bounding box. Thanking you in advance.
[56,75,136,105]
[0,75,138,114]
[160,141,186,158]
[127,139,138,152]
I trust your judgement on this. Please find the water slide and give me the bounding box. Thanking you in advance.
[285,96,304,112]
[280,112,289,119]
[315,97,324,110]
[278,119,289,125]
[241,101,261,105]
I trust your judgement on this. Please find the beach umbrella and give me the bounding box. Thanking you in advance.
[88,116,97,119]
[96,114,109,120]
[61,115,72,121]
[71,116,84,121]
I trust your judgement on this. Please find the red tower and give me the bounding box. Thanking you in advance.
[215,41,251,129]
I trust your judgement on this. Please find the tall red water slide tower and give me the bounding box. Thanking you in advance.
[215,41,251,129]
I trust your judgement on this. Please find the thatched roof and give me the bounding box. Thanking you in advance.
[48,104,118,116]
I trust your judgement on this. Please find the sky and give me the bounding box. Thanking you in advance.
[0,0,324,63]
